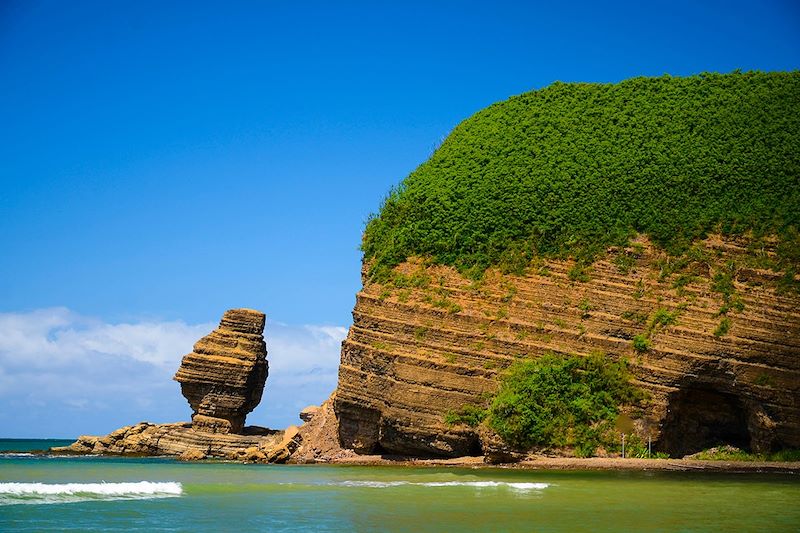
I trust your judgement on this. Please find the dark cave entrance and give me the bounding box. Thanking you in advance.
[660,385,751,457]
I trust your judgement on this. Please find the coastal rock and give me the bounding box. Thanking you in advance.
[292,393,357,463]
[52,307,306,463]
[299,405,320,422]
[241,447,267,462]
[51,422,287,459]
[265,425,302,464]
[174,308,268,434]
[334,236,800,458]
[179,449,206,461]
[477,426,526,464]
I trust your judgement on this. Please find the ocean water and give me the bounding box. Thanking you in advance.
[1,440,799,532]
[0,439,74,453]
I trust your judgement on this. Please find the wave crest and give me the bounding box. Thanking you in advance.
[0,481,183,505]
[337,480,549,490]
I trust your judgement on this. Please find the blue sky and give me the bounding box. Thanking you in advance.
[1,1,798,438]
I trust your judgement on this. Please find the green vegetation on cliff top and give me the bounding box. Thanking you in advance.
[363,71,800,277]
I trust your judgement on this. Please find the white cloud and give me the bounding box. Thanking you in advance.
[0,308,346,438]
[0,307,213,369]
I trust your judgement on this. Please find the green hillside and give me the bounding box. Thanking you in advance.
[363,71,800,279]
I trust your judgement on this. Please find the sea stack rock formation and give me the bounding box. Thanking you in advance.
[174,308,268,434]
[54,307,301,461]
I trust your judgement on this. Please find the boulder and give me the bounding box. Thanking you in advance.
[299,405,320,422]
[265,425,302,464]
[179,449,206,461]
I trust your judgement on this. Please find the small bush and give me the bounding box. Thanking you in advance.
[487,353,645,456]
[623,434,669,459]
[621,310,647,325]
[694,447,800,462]
[711,268,735,298]
[671,273,697,291]
[753,373,774,387]
[568,263,591,282]
[377,288,392,301]
[713,317,731,337]
[391,269,431,289]
[633,279,646,300]
[613,252,638,274]
[578,298,592,319]
[648,308,679,330]
[632,334,650,352]
[777,268,800,294]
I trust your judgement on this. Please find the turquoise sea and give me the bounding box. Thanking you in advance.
[1,440,799,532]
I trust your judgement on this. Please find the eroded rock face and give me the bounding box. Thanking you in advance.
[50,422,286,460]
[174,308,268,434]
[334,236,800,458]
[292,393,358,463]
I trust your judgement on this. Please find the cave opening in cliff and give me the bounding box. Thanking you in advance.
[660,385,751,457]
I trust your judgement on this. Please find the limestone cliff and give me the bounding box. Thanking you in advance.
[331,72,800,460]
[333,236,800,458]
[174,308,268,434]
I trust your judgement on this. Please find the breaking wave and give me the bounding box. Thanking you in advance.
[0,481,183,505]
[336,480,549,490]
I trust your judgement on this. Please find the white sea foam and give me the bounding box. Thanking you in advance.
[0,481,183,505]
[336,480,549,491]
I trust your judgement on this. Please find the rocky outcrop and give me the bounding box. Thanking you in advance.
[333,235,800,458]
[50,422,285,459]
[174,308,268,434]
[292,393,357,463]
[54,308,291,462]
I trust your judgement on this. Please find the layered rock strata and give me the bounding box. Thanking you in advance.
[334,236,800,458]
[53,308,296,462]
[51,423,284,459]
[174,308,268,434]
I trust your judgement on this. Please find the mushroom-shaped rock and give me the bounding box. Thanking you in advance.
[174,309,268,434]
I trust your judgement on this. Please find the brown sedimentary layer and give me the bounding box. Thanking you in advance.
[174,308,268,434]
[52,423,277,457]
[50,422,303,463]
[333,235,800,458]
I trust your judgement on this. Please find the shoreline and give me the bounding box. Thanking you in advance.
[19,448,798,474]
[321,454,800,474]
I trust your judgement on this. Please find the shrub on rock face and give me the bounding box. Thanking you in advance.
[487,353,645,457]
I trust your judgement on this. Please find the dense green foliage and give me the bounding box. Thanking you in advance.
[363,71,800,277]
[487,353,644,457]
